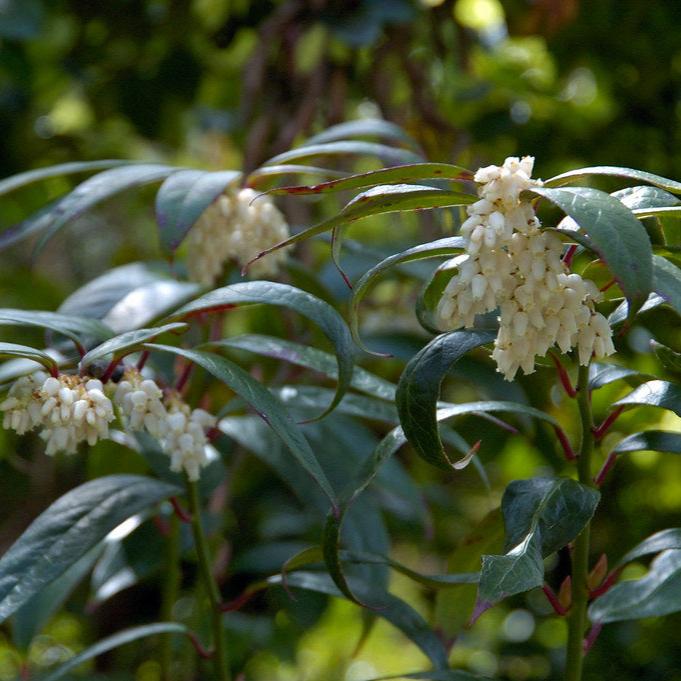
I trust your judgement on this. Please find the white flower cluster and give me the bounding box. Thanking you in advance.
[436,156,615,380]
[187,188,290,286]
[0,373,114,455]
[113,369,216,481]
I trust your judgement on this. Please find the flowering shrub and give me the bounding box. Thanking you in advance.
[0,121,680,681]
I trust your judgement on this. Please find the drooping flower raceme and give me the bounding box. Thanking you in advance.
[436,156,615,380]
[187,188,290,286]
[114,368,167,439]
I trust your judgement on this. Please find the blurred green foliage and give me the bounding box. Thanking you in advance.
[1,1,681,681]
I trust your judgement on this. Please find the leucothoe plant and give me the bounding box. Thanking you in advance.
[0,120,680,681]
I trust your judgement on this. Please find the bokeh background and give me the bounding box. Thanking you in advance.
[1,1,681,680]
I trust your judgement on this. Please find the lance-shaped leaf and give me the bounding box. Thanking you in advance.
[653,341,681,374]
[0,308,112,346]
[0,475,180,623]
[144,344,338,508]
[367,672,497,681]
[205,334,396,402]
[633,206,681,220]
[613,431,681,456]
[266,163,473,197]
[612,185,681,210]
[529,186,653,315]
[78,322,188,371]
[26,164,181,255]
[617,528,681,568]
[589,549,681,623]
[247,164,346,188]
[479,477,600,604]
[301,119,421,150]
[0,342,58,373]
[588,362,641,390]
[155,168,241,253]
[545,165,681,194]
[0,160,134,198]
[395,330,495,470]
[262,141,423,168]
[166,281,355,420]
[350,237,466,352]
[614,380,681,417]
[39,622,188,681]
[267,571,449,670]
[247,185,475,268]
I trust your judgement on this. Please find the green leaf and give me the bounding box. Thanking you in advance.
[0,342,58,373]
[651,255,681,315]
[27,164,181,255]
[0,160,134,199]
[0,475,180,623]
[206,334,396,402]
[612,185,681,210]
[267,571,449,670]
[395,330,495,470]
[617,528,681,567]
[167,281,355,421]
[249,185,475,267]
[302,119,420,150]
[38,622,188,681]
[267,163,473,197]
[78,322,188,370]
[545,166,681,194]
[145,344,338,508]
[350,237,466,352]
[263,141,423,168]
[0,308,112,346]
[589,549,681,623]
[529,186,653,314]
[633,206,681,219]
[367,671,496,681]
[613,431,681,456]
[155,169,241,253]
[588,362,641,390]
[479,477,600,604]
[247,165,347,188]
[614,380,681,417]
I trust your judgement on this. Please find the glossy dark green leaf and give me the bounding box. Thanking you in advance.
[155,169,241,252]
[267,163,473,197]
[26,164,181,255]
[0,475,180,623]
[350,237,466,352]
[368,672,496,681]
[395,330,495,470]
[39,622,188,681]
[248,185,475,268]
[479,477,600,604]
[206,334,396,401]
[633,206,681,219]
[0,342,58,372]
[617,528,681,567]
[545,165,681,194]
[263,141,423,168]
[302,119,420,150]
[614,380,681,417]
[613,431,681,456]
[0,308,112,345]
[145,344,338,507]
[651,255,681,315]
[589,549,681,623]
[78,322,188,370]
[268,571,449,670]
[653,342,681,374]
[0,160,134,198]
[246,164,346,188]
[588,362,641,390]
[612,185,681,210]
[168,281,355,420]
[530,186,653,314]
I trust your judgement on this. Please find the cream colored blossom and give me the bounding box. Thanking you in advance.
[0,371,46,435]
[187,188,290,286]
[437,156,615,380]
[113,368,167,438]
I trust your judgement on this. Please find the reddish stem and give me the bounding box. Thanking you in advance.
[220,590,257,612]
[562,244,578,268]
[73,340,86,358]
[549,352,577,398]
[153,514,170,537]
[554,425,577,461]
[48,364,60,378]
[594,452,617,487]
[542,584,569,616]
[170,496,193,523]
[583,622,603,654]
[593,405,626,441]
[589,568,623,599]
[186,631,214,659]
[175,362,194,393]
[100,357,122,383]
[600,278,617,293]
[136,350,150,371]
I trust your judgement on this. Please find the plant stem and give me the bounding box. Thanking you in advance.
[187,479,230,681]
[565,364,595,681]
[161,514,181,681]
